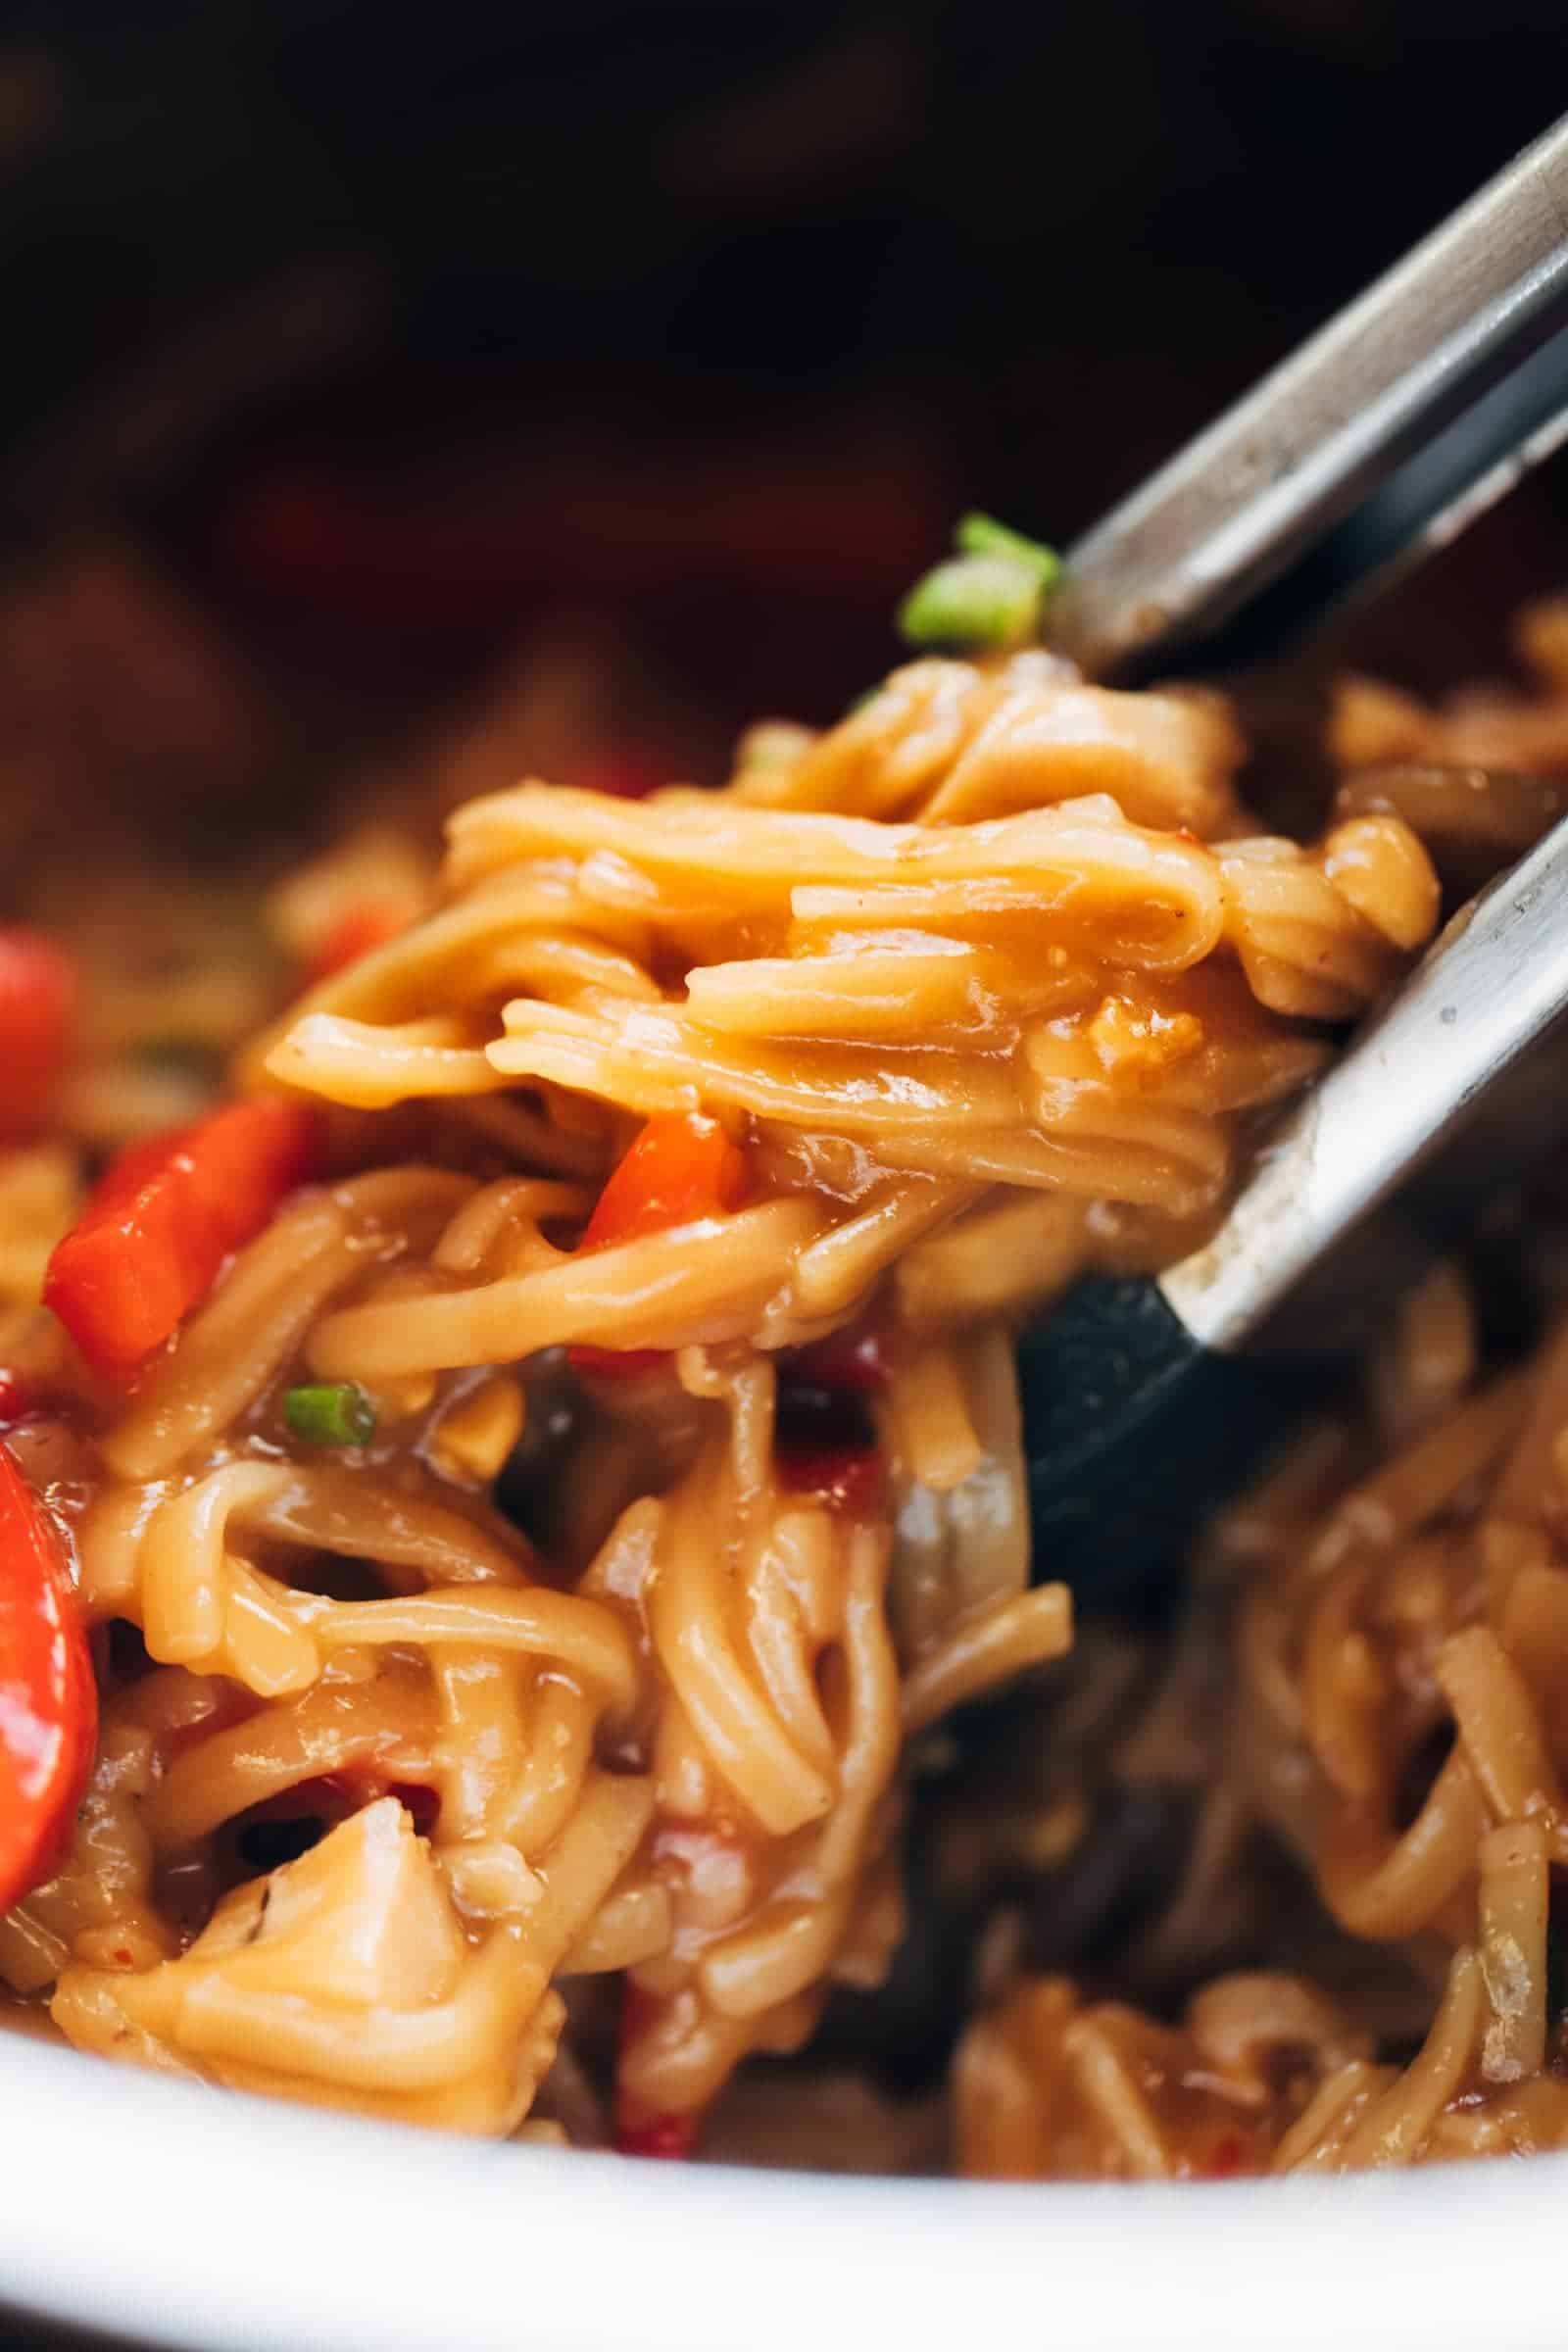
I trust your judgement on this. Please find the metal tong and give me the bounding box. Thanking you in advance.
[1055,112,1568,681]
[1015,113,1568,1601]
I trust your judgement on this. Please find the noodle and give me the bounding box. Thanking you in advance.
[955,1217,1568,2173]
[19,601,1568,2183]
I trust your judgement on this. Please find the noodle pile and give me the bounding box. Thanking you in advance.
[952,1266,1568,2175]
[7,602,1568,2177]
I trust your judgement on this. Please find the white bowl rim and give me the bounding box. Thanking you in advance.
[3,2025,1567,2352]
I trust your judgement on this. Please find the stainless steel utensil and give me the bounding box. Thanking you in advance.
[1054,113,1568,679]
[1017,113,1568,1599]
[1019,818,1568,1600]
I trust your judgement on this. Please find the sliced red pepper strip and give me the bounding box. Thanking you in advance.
[0,929,75,1138]
[43,1099,321,1380]
[0,1445,97,1912]
[580,1113,750,1250]
[568,1114,749,1381]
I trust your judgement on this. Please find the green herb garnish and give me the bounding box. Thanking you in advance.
[896,511,1061,655]
[956,512,1061,589]
[283,1382,376,1448]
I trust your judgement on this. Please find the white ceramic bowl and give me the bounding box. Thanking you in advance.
[1,2027,1564,2351]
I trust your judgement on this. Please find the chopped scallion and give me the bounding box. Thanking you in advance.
[895,513,1061,655]
[897,553,1045,654]
[283,1382,376,1448]
[956,511,1061,592]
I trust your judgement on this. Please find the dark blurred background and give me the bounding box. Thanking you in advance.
[1,0,1567,840]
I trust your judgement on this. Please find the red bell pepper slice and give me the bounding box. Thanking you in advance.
[0,1446,97,1912]
[568,1114,749,1382]
[580,1113,750,1250]
[43,1099,321,1380]
[0,929,75,1138]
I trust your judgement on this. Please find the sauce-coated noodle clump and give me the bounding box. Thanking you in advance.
[7,599,1568,2176]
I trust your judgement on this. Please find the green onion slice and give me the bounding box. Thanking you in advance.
[897,553,1045,654]
[955,511,1062,590]
[284,1382,377,1448]
[895,512,1062,655]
